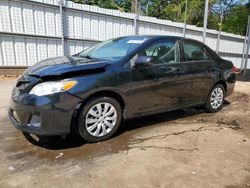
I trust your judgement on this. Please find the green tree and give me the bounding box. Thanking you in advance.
[69,0,249,36]
[71,0,131,12]
[145,0,172,19]
[223,5,249,35]
[145,0,215,28]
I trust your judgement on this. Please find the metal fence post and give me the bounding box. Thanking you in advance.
[216,11,223,54]
[244,19,250,79]
[241,15,250,71]
[134,13,139,35]
[59,0,65,56]
[203,0,209,43]
[183,0,188,38]
[133,0,139,35]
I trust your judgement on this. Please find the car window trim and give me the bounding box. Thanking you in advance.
[151,61,187,67]
[128,38,181,68]
[182,59,215,63]
[179,39,216,63]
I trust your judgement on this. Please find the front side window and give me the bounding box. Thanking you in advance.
[183,41,213,61]
[138,40,180,64]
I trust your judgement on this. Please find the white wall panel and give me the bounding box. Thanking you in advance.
[83,14,91,39]
[98,17,106,40]
[106,17,113,39]
[47,40,57,57]
[120,20,127,36]
[34,5,46,35]
[37,40,48,62]
[0,36,3,66]
[23,3,35,34]
[0,0,247,68]
[57,43,62,56]
[90,15,99,40]
[26,38,37,65]
[45,8,56,36]
[113,19,120,38]
[75,41,84,54]
[10,1,23,33]
[74,12,82,38]
[68,41,76,55]
[0,0,12,32]
[14,37,27,66]
[55,11,61,36]
[127,21,133,35]
[2,36,15,65]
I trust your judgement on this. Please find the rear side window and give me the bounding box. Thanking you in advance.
[183,41,213,62]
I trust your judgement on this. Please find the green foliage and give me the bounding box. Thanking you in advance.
[146,0,172,19]
[223,5,248,35]
[69,0,249,36]
[71,0,131,12]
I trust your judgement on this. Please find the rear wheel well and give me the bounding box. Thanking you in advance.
[214,80,227,92]
[204,80,227,107]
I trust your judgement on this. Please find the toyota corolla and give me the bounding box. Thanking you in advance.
[9,35,236,142]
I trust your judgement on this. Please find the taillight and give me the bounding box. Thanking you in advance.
[232,65,237,73]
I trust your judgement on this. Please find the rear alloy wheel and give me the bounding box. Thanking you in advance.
[78,97,122,142]
[205,84,225,112]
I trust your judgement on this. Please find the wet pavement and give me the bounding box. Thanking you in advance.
[0,79,250,187]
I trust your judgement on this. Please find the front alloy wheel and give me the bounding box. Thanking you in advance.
[78,97,122,142]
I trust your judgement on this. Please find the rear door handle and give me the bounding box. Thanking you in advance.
[176,69,183,75]
[210,68,218,72]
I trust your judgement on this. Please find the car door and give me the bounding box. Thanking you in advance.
[180,39,217,103]
[127,39,193,115]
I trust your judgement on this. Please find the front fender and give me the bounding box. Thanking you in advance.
[67,70,132,119]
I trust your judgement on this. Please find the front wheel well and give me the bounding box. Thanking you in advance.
[84,90,125,110]
[70,90,125,136]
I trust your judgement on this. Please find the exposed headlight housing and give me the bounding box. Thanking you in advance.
[29,80,78,96]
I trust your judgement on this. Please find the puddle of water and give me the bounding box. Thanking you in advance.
[0,102,208,170]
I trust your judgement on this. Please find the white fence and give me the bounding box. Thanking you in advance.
[0,0,249,68]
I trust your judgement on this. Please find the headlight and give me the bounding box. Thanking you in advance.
[29,80,78,96]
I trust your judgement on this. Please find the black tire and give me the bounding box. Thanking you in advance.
[205,84,225,113]
[23,133,49,146]
[77,96,122,143]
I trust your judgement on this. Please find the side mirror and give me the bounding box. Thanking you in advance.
[134,56,153,68]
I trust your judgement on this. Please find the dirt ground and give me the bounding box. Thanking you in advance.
[0,79,250,188]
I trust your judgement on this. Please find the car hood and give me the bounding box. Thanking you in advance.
[23,56,110,78]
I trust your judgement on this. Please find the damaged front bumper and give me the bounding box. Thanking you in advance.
[9,91,82,136]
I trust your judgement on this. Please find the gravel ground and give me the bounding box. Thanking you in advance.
[0,79,250,188]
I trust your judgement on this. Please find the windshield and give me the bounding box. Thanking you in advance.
[77,36,149,61]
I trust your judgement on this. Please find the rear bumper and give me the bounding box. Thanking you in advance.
[226,82,235,97]
[9,92,82,136]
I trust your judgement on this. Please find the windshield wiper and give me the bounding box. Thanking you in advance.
[73,53,93,59]
[79,55,93,59]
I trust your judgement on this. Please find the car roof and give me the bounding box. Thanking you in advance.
[140,35,183,39]
[135,35,207,47]
[118,35,183,40]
